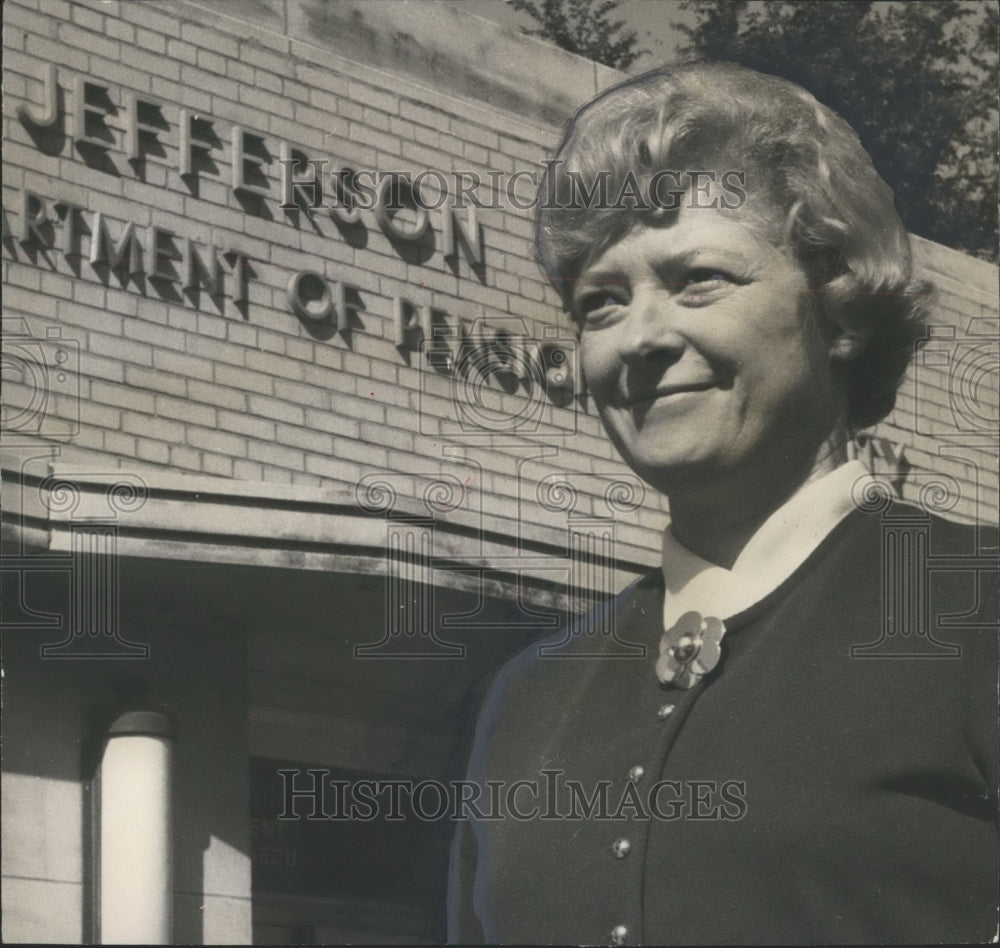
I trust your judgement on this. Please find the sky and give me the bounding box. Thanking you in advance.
[452,1,996,77]
[455,0,699,69]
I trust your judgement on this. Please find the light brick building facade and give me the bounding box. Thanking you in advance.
[2,0,997,943]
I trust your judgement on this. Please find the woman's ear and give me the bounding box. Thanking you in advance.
[824,299,874,362]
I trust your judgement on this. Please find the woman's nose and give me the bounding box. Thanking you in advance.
[619,288,685,363]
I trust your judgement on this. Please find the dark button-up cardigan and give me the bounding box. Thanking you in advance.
[447,506,998,944]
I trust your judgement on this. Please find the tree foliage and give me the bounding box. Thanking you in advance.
[674,0,998,261]
[509,0,643,70]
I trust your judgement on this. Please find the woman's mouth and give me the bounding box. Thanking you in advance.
[623,382,716,408]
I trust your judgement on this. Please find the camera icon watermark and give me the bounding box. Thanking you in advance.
[1,317,81,444]
[416,317,580,438]
[912,323,999,439]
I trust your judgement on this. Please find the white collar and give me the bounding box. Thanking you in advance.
[661,460,870,628]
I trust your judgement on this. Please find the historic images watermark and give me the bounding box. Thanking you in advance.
[350,451,647,660]
[276,768,748,823]
[1,316,81,444]
[278,162,748,213]
[416,318,581,439]
[846,322,999,659]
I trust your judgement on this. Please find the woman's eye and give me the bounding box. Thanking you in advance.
[577,292,624,315]
[684,269,731,286]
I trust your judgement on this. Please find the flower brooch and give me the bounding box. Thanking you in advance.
[656,611,727,689]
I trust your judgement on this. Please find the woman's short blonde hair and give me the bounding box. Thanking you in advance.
[536,61,930,430]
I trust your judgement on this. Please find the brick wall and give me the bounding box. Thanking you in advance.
[3,0,997,567]
[875,238,998,526]
[2,0,670,565]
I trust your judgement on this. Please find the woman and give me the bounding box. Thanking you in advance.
[447,63,997,945]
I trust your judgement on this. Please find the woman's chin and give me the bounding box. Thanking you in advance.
[625,452,728,495]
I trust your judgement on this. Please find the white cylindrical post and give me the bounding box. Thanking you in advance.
[98,711,174,944]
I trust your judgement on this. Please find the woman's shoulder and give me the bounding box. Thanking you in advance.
[849,496,999,550]
[467,570,662,752]
[493,568,660,678]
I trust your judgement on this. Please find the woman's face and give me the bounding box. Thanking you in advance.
[574,206,845,495]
